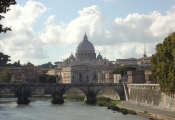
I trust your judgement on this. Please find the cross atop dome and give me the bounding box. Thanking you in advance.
[83,32,88,41]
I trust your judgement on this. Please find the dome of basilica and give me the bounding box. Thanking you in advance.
[97,53,103,60]
[76,34,95,53]
[69,53,75,59]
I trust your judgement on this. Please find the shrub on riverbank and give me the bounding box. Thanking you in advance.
[96,97,120,108]
[96,97,137,115]
[64,95,85,100]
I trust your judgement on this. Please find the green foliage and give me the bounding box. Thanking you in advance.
[38,74,57,83]
[151,33,175,95]
[37,62,55,69]
[0,68,12,83]
[120,108,129,115]
[112,66,136,76]
[0,52,11,65]
[96,97,121,108]
[0,0,16,33]
[96,97,137,115]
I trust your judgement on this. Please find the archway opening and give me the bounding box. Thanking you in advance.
[31,87,50,99]
[0,88,14,98]
[96,87,120,100]
[63,88,86,102]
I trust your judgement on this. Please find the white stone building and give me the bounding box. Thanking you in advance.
[56,34,113,83]
[114,74,122,83]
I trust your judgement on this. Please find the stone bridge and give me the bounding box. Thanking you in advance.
[0,83,125,104]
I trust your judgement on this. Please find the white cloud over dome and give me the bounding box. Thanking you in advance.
[40,5,106,45]
[0,1,175,65]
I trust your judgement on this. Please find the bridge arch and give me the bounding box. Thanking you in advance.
[30,86,53,95]
[95,86,122,100]
[62,86,87,97]
[0,88,13,94]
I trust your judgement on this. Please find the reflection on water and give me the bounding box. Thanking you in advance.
[0,98,149,120]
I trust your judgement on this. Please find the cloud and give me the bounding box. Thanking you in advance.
[0,1,47,64]
[1,1,175,64]
[39,5,175,60]
[40,5,106,45]
[45,15,56,25]
[40,5,175,47]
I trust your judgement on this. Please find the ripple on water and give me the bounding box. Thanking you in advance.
[0,99,149,120]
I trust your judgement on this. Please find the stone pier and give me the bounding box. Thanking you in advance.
[15,87,30,104]
[51,92,64,104]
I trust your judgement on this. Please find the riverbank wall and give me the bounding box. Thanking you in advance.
[127,84,175,109]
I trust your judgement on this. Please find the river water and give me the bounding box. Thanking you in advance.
[0,98,149,120]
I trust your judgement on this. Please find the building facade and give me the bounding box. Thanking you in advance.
[54,34,113,83]
[114,74,122,83]
[127,70,145,84]
[144,70,154,83]
[21,62,42,83]
[115,58,138,67]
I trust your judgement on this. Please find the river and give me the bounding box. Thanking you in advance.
[0,98,149,120]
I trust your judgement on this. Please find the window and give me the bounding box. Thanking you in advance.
[94,74,96,79]
[79,74,82,79]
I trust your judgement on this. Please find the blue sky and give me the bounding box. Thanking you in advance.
[0,0,175,65]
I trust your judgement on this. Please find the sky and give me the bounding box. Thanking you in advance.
[0,0,175,65]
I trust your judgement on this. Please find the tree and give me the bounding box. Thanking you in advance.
[0,0,16,33]
[38,74,57,83]
[0,68,12,83]
[0,52,11,65]
[112,66,136,77]
[151,32,175,96]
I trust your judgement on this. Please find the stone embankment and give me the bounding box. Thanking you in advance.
[121,84,175,120]
[118,101,175,120]
[127,84,175,109]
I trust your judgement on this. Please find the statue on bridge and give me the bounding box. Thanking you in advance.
[10,74,14,83]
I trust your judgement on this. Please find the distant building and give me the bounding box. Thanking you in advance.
[144,70,154,83]
[105,71,114,83]
[98,71,114,83]
[137,54,151,67]
[46,68,61,76]
[0,66,23,83]
[51,34,114,84]
[114,74,122,83]
[127,70,145,84]
[115,58,138,67]
[22,62,42,83]
[61,65,91,84]
[98,71,106,83]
